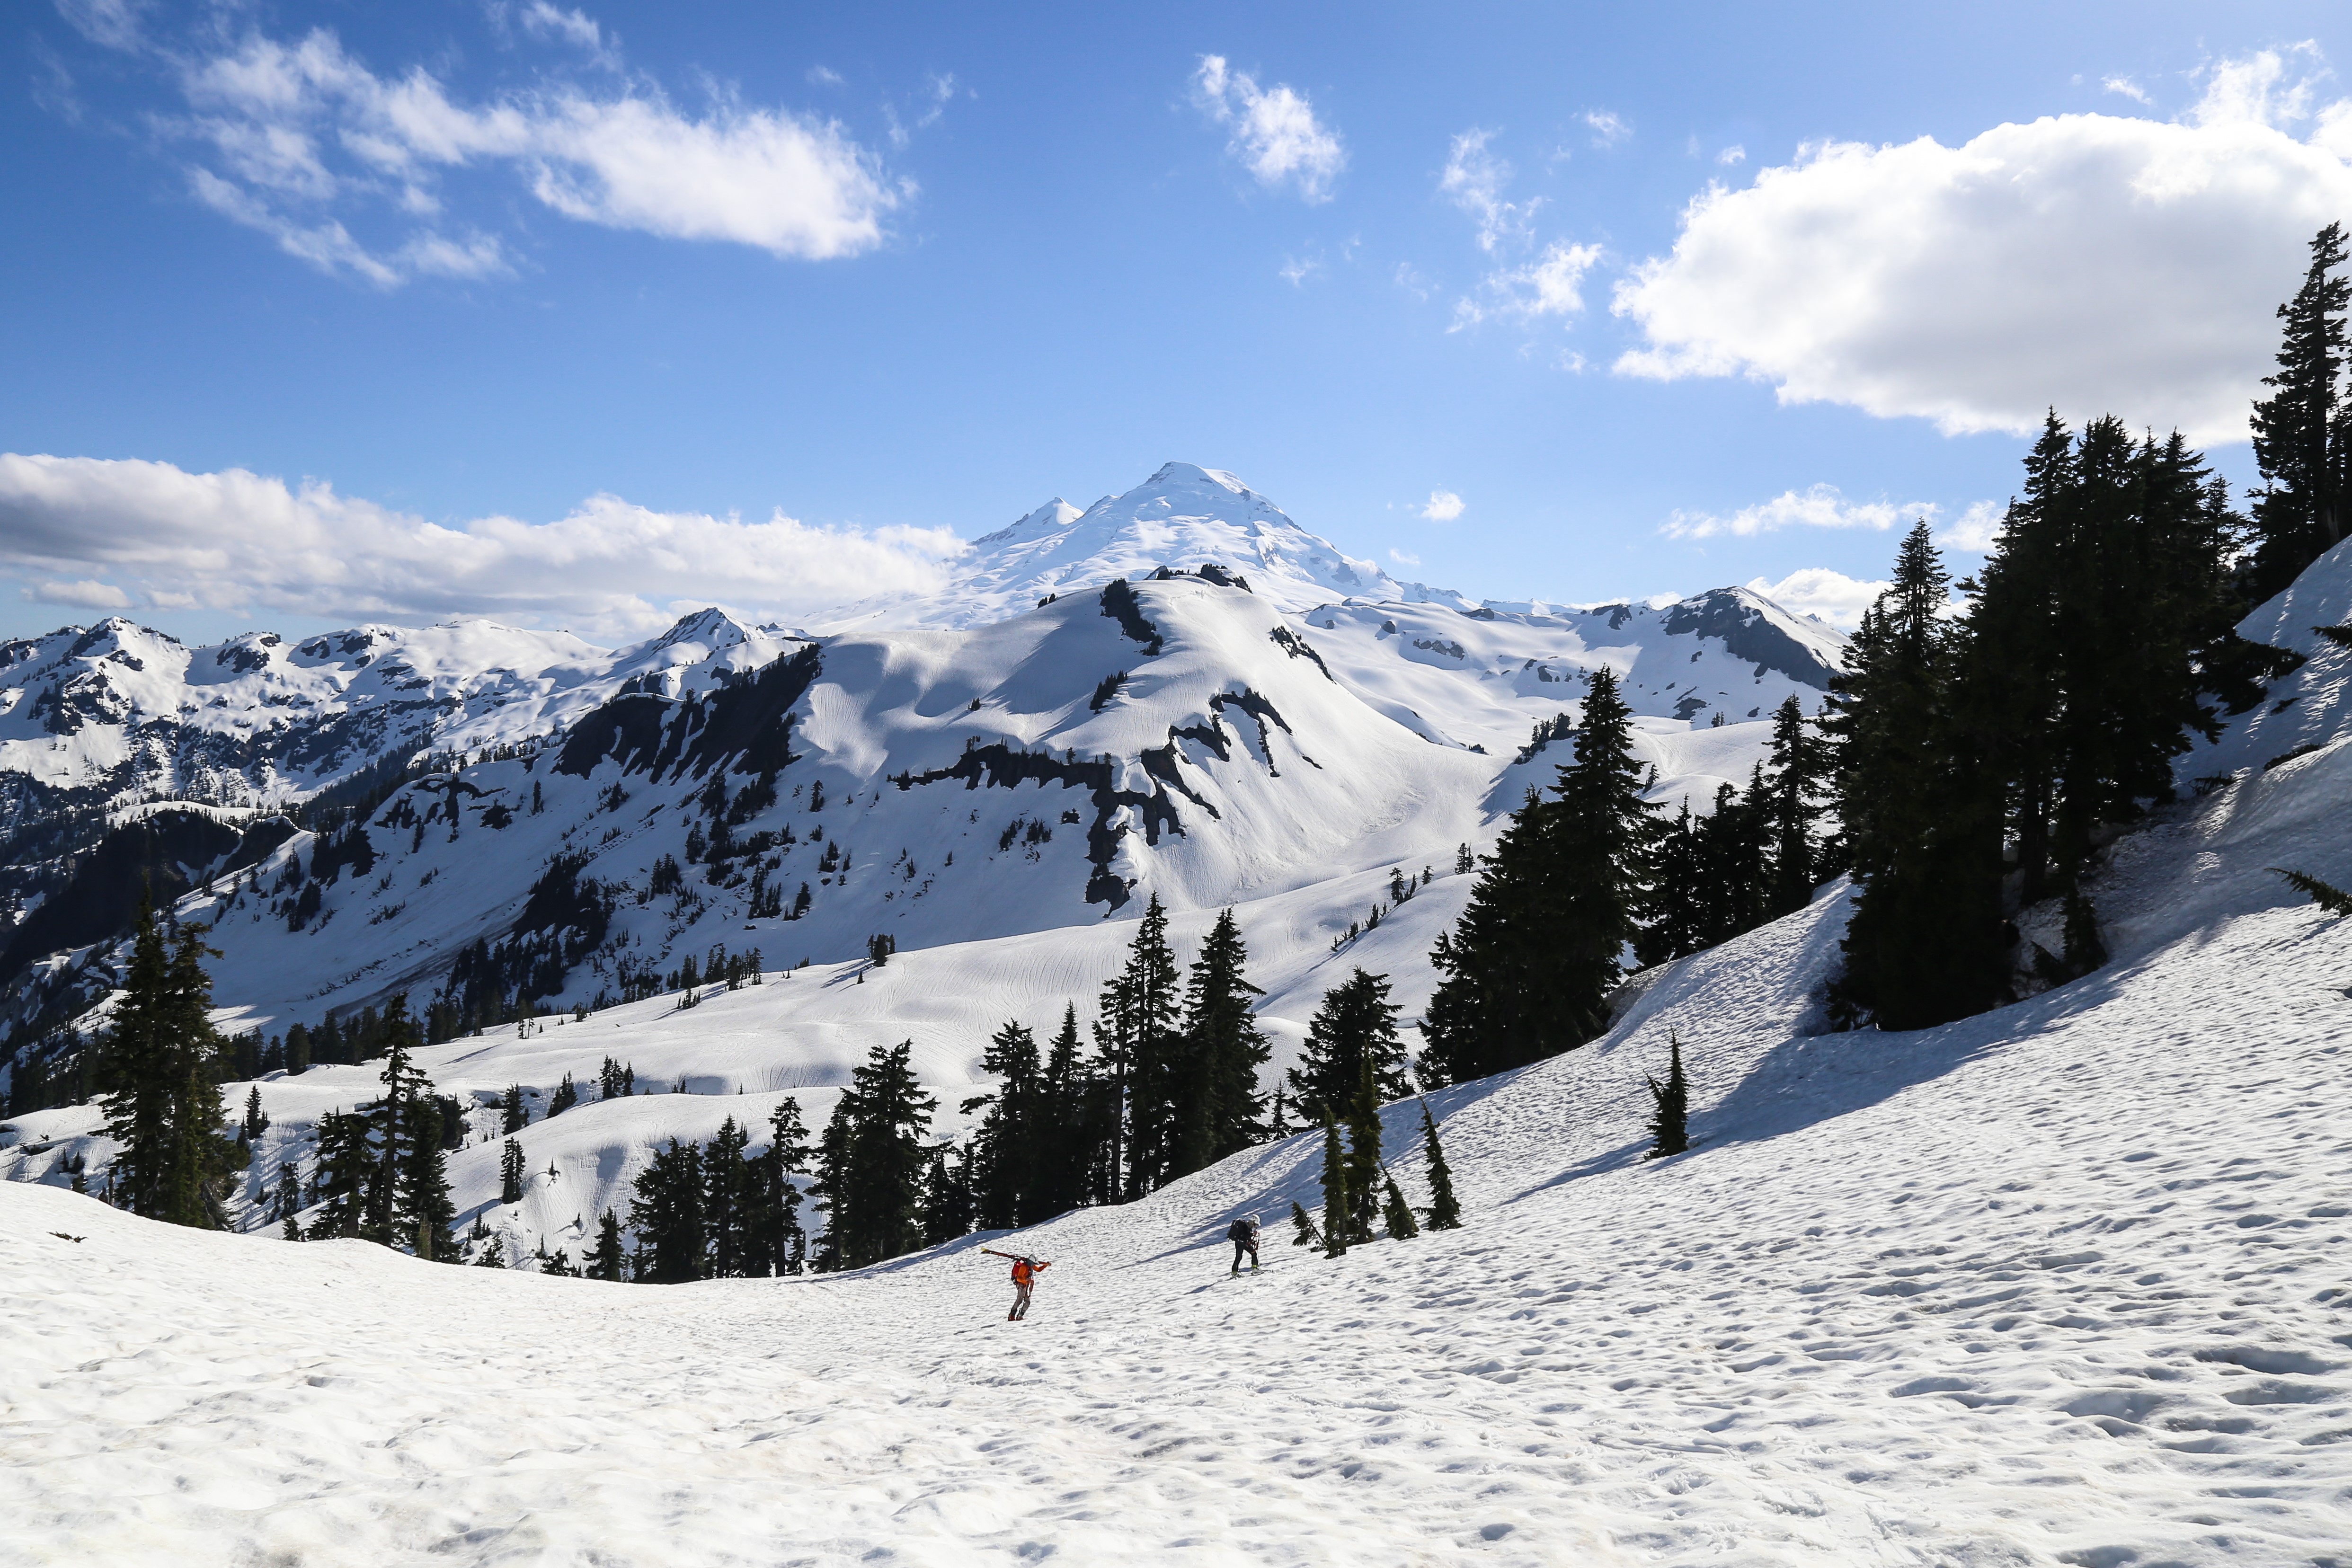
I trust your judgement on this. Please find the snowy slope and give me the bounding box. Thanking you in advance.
[6,646,2352,1564]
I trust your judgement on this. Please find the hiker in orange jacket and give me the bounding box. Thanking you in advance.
[1008,1254,1050,1320]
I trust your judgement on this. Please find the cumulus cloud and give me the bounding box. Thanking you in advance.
[0,453,966,639]
[76,19,902,286]
[1662,483,1939,541]
[1420,490,1465,522]
[1716,143,1746,165]
[1192,55,1346,202]
[1745,567,1890,630]
[1613,47,2352,443]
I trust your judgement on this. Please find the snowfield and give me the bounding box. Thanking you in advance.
[7,718,2352,1564]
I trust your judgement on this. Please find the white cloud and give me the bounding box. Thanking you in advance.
[807,65,843,88]
[1936,499,2006,552]
[28,577,133,610]
[1582,109,1630,147]
[1664,484,1934,541]
[93,22,901,285]
[1614,47,2352,444]
[1745,568,1890,631]
[1388,548,1421,567]
[1419,490,1465,522]
[1278,253,1322,285]
[1441,129,1539,252]
[1716,143,1746,166]
[1451,240,1606,331]
[0,453,966,640]
[1192,55,1346,203]
[2102,75,2151,106]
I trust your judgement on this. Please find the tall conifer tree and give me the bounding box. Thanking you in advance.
[2247,222,2349,599]
[1169,909,1269,1179]
[98,898,231,1227]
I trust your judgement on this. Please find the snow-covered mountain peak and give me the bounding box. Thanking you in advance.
[816,462,1426,631]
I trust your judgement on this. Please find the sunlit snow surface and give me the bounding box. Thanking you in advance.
[6,728,2352,1564]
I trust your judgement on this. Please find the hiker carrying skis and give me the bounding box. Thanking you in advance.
[1006,1252,1049,1320]
[1226,1212,1261,1276]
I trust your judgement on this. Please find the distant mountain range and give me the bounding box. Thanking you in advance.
[0,462,1846,1053]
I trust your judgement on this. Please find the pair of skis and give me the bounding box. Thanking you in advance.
[978,1246,1049,1267]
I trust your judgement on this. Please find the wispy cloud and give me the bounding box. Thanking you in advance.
[1663,484,1935,540]
[1716,143,1746,166]
[2101,74,2151,105]
[1582,108,1630,147]
[1388,547,1421,567]
[1419,490,1465,522]
[1441,129,1539,252]
[1191,54,1346,203]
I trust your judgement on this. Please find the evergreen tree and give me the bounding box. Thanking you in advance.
[1381,1176,1420,1240]
[1034,1003,1102,1217]
[241,1086,270,1142]
[1765,695,1836,910]
[97,899,232,1227]
[965,1019,1042,1230]
[1317,1116,1350,1257]
[500,1083,528,1134]
[702,1115,753,1276]
[1099,895,1185,1198]
[1288,1199,1322,1249]
[368,998,451,1258]
[2246,222,2350,601]
[473,1236,507,1267]
[309,1109,374,1239]
[1418,1101,1462,1231]
[627,1138,707,1283]
[549,1073,579,1117]
[584,1208,626,1281]
[1169,908,1269,1179]
[1424,666,1655,1082]
[1829,522,2009,1028]
[810,1040,937,1270]
[1644,1031,1690,1159]
[499,1137,525,1205]
[1288,968,1410,1120]
[1341,1057,1384,1244]
[919,1147,973,1245]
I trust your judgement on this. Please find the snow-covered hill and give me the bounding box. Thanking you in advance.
[5,539,2349,1563]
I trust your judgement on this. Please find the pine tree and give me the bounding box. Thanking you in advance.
[1169,908,1269,1179]
[1644,1031,1690,1159]
[2273,866,2352,916]
[919,1147,973,1245]
[702,1115,752,1276]
[1289,968,1411,1120]
[1381,1176,1420,1240]
[1418,1101,1462,1231]
[549,1073,579,1117]
[1764,694,1835,910]
[1424,666,1655,1082]
[309,1109,374,1239]
[1830,522,2009,1028]
[98,898,232,1227]
[1101,895,1185,1198]
[1341,1057,1384,1244]
[810,1040,937,1270]
[241,1086,269,1142]
[500,1083,528,1134]
[2247,222,2350,601]
[584,1208,626,1281]
[966,1019,1042,1230]
[1288,1199,1322,1249]
[368,997,451,1258]
[499,1137,525,1205]
[1317,1116,1350,1258]
[1034,1003,1101,1217]
[627,1138,707,1283]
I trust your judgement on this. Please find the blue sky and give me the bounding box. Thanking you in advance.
[4,1,2350,644]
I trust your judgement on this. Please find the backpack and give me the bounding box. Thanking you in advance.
[1226,1218,1253,1242]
